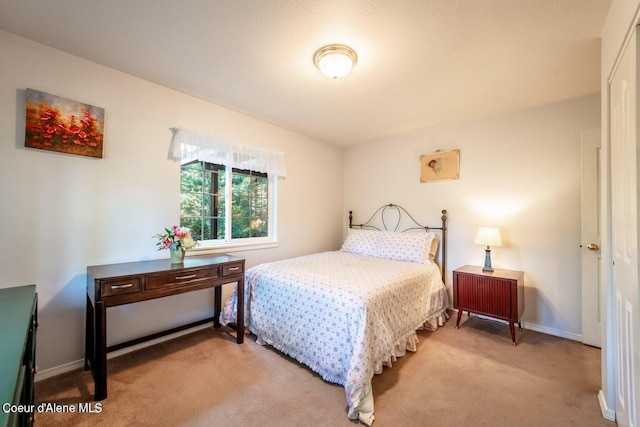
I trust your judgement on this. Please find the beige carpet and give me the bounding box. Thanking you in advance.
[35,312,616,426]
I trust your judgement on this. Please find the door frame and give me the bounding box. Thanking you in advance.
[581,128,602,348]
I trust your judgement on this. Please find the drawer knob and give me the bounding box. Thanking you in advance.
[228,266,240,271]
[175,274,197,280]
[111,283,133,289]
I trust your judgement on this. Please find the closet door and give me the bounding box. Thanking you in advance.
[610,25,640,427]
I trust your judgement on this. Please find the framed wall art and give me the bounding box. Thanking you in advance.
[420,149,460,183]
[25,88,104,158]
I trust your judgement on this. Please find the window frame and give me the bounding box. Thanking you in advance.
[180,160,278,253]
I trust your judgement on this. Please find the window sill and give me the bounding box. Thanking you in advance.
[186,241,280,256]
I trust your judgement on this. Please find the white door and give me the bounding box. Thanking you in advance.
[581,128,602,348]
[610,26,639,427]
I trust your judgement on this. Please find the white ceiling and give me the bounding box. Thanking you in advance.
[0,0,611,147]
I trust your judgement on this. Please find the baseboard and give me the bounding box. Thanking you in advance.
[521,321,582,342]
[598,390,616,421]
[35,322,214,382]
[451,309,583,342]
[36,359,85,381]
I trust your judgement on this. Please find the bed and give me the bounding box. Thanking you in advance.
[220,204,449,425]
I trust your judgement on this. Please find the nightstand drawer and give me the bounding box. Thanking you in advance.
[222,262,244,277]
[454,273,513,318]
[146,266,219,290]
[453,265,524,345]
[101,277,142,297]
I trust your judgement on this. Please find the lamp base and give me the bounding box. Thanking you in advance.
[482,248,494,272]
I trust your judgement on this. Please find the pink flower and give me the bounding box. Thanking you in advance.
[154,226,198,252]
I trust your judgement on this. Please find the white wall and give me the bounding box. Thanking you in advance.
[344,94,600,339]
[0,30,344,372]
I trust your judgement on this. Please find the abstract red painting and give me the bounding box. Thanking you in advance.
[25,88,104,158]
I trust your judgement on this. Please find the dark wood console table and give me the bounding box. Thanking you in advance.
[85,254,244,401]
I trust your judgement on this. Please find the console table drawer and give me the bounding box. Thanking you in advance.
[101,278,142,297]
[222,262,243,276]
[146,266,219,290]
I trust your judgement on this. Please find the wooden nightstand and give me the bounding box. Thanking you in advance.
[453,265,524,345]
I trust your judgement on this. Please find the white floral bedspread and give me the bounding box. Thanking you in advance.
[220,251,448,425]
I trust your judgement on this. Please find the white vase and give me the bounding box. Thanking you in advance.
[170,248,185,264]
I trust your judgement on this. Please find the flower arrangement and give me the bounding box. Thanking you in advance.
[155,226,197,252]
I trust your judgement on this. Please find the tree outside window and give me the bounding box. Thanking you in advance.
[180,160,269,243]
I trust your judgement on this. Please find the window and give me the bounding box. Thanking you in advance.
[230,168,269,238]
[180,161,275,247]
[180,161,225,241]
[170,128,285,249]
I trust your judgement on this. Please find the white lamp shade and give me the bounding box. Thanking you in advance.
[475,227,502,247]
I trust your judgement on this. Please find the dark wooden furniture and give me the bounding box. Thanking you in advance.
[453,265,524,345]
[85,254,244,401]
[0,285,38,427]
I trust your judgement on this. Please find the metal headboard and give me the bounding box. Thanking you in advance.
[348,204,448,283]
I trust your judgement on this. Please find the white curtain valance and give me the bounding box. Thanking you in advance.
[170,128,287,177]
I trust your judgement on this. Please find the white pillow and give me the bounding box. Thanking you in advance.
[340,228,381,257]
[428,233,440,262]
[378,231,434,264]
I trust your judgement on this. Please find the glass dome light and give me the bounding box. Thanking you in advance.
[313,44,358,79]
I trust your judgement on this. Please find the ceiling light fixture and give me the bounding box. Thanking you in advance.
[313,44,358,79]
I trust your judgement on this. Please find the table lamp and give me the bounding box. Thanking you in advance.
[475,227,502,272]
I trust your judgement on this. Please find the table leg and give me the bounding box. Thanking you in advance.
[509,321,517,346]
[236,278,244,344]
[456,309,463,329]
[84,295,93,371]
[213,287,222,328]
[94,301,107,400]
